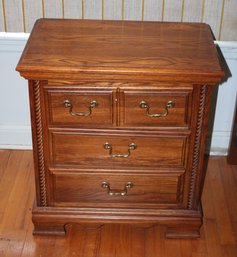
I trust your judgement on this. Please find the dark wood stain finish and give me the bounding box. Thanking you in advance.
[16,19,224,238]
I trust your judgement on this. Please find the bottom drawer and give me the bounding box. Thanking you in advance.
[51,172,183,208]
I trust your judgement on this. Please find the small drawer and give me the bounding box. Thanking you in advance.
[51,172,183,208]
[120,89,192,127]
[44,87,117,127]
[49,130,188,169]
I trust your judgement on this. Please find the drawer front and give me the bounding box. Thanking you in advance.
[120,89,192,127]
[51,172,183,208]
[49,130,188,169]
[44,87,116,127]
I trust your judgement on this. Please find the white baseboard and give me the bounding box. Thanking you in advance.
[0,126,32,149]
[209,148,228,156]
[206,131,231,156]
[0,34,237,155]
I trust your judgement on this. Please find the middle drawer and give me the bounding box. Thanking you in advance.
[49,130,188,169]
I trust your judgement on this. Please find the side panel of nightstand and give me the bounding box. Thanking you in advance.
[186,85,213,210]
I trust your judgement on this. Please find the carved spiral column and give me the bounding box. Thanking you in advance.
[188,85,207,209]
[33,80,47,207]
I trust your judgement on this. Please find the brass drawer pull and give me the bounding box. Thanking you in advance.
[64,99,98,116]
[103,142,137,158]
[139,100,175,117]
[101,182,133,196]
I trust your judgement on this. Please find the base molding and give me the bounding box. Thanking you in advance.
[32,205,202,238]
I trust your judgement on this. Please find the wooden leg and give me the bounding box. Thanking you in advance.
[165,223,201,239]
[33,222,67,236]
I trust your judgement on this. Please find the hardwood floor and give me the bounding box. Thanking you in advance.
[0,149,236,257]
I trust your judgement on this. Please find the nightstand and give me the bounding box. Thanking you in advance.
[16,19,224,238]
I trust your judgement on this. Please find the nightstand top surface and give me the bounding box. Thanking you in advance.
[16,19,224,82]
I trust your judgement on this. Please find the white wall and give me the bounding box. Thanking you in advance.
[0,33,31,149]
[0,33,237,155]
[209,42,237,155]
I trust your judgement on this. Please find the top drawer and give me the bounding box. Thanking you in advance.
[44,87,117,127]
[119,88,193,128]
[44,84,193,128]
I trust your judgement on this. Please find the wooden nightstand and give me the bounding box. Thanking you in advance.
[16,19,224,238]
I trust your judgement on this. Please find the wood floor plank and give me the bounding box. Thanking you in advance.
[20,222,36,257]
[180,239,193,257]
[204,218,223,257]
[115,225,133,257]
[190,227,208,256]
[83,227,102,257]
[0,150,23,219]
[145,225,165,257]
[202,164,216,220]
[97,224,118,257]
[219,158,237,243]
[132,227,146,257]
[0,150,11,183]
[192,253,208,257]
[208,158,235,245]
[221,245,237,257]
[164,238,181,257]
[65,224,88,256]
[0,151,237,257]
[1,151,34,232]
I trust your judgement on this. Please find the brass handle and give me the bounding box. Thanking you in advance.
[64,99,98,116]
[101,182,133,196]
[103,142,137,158]
[139,100,175,117]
